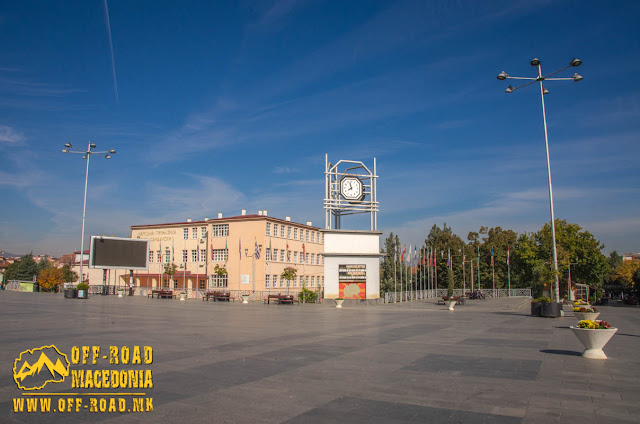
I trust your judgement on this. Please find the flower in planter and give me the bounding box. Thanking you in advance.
[573,300,589,305]
[573,307,597,313]
[577,320,611,329]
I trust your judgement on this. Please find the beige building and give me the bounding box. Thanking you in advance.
[130,210,325,296]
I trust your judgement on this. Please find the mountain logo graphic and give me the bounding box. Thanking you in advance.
[13,345,70,390]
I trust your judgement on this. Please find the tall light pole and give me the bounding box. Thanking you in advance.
[497,58,583,303]
[62,142,116,286]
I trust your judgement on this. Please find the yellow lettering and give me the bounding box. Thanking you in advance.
[121,346,130,364]
[110,370,119,389]
[40,398,51,413]
[82,346,90,364]
[13,398,24,412]
[145,397,153,412]
[99,398,106,413]
[71,346,80,364]
[72,370,85,388]
[144,346,153,364]
[26,397,37,412]
[132,398,144,412]
[118,398,126,412]
[110,346,119,364]
[128,370,138,388]
[66,398,73,412]
[58,398,65,412]
[89,398,97,412]
[85,370,94,389]
[103,369,109,388]
[108,398,116,412]
[75,398,82,412]
[132,346,141,364]
[144,370,153,388]
[120,370,128,388]
[92,346,100,364]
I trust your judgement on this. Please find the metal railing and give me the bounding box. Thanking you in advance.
[384,288,532,303]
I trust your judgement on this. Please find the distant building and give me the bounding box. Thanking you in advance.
[622,253,640,264]
[130,210,324,294]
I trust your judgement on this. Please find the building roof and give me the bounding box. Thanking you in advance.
[131,214,320,230]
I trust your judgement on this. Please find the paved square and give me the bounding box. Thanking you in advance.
[1,291,639,423]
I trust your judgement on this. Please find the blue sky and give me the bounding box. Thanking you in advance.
[1,0,639,256]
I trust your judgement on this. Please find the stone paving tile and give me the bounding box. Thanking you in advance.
[1,292,639,424]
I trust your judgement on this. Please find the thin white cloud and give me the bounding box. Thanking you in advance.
[0,125,24,143]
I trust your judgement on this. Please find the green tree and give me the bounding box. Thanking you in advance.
[424,223,465,290]
[38,267,64,292]
[60,264,78,285]
[380,233,400,294]
[163,262,178,288]
[4,253,38,282]
[281,266,297,292]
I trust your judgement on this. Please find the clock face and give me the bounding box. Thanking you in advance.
[340,177,364,201]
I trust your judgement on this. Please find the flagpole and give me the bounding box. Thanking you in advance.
[393,241,397,303]
[462,254,466,296]
[477,245,480,294]
[492,247,495,297]
[507,246,511,296]
[470,255,474,293]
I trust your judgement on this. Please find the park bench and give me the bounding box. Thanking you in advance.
[149,290,176,299]
[437,296,466,306]
[265,294,295,304]
[204,291,232,302]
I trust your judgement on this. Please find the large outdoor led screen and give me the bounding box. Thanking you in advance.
[89,236,149,270]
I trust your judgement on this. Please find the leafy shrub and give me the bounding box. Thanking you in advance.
[533,297,551,303]
[76,283,89,291]
[298,286,319,303]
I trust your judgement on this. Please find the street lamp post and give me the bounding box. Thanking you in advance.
[245,244,262,294]
[497,58,583,303]
[62,142,116,287]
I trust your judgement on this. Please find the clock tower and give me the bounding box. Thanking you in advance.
[322,154,383,301]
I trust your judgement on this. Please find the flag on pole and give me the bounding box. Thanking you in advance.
[401,244,406,262]
[463,255,466,265]
[286,241,290,261]
[491,248,494,266]
[408,244,412,264]
[507,246,510,265]
[446,250,450,267]
[254,239,260,259]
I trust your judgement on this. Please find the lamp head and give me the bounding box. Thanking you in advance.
[62,148,69,153]
[543,87,549,95]
[505,85,514,93]
[572,73,583,82]
[105,154,111,159]
[109,149,116,154]
[90,143,96,148]
[64,142,72,148]
[530,58,541,66]
[497,71,508,80]
[570,58,582,67]
[82,155,88,159]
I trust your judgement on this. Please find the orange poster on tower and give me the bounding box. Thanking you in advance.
[339,282,366,299]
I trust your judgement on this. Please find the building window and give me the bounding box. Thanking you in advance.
[280,250,284,262]
[311,253,315,264]
[201,227,207,239]
[322,255,325,265]
[192,228,197,239]
[266,222,271,236]
[211,249,228,262]
[280,226,285,238]
[211,274,227,288]
[305,230,309,242]
[211,224,229,237]
[294,228,298,239]
[306,253,309,264]
[199,279,206,290]
[200,249,206,262]
[265,275,270,288]
[280,276,284,288]
[149,250,153,263]
[273,224,278,237]
[163,278,169,289]
[191,250,197,262]
[165,249,171,263]
[287,226,291,238]
[173,280,179,289]
[182,250,188,263]
[157,251,161,263]
[273,275,277,288]
[293,276,297,287]
[286,250,291,263]
[300,229,304,241]
[311,276,315,287]
[273,249,278,262]
[293,252,298,263]
[311,232,315,243]
[265,248,271,261]
[322,233,324,243]
[183,228,188,240]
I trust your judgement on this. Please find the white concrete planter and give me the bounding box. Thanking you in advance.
[117,289,125,298]
[570,326,617,359]
[241,294,250,304]
[336,299,345,308]
[179,292,187,301]
[448,300,456,311]
[574,311,600,321]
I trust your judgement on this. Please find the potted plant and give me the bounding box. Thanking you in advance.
[240,292,250,303]
[573,306,599,321]
[335,298,345,308]
[76,282,89,299]
[570,320,618,359]
[531,296,549,317]
[117,287,125,297]
[64,282,77,299]
[540,296,562,317]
